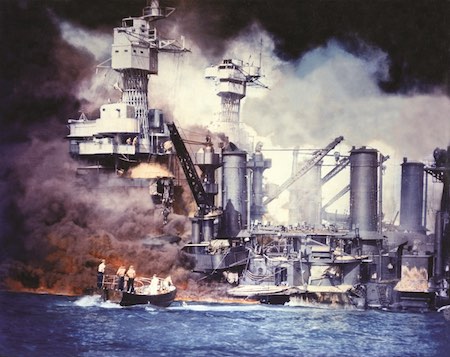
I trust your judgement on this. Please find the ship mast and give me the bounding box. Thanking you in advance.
[111,0,186,153]
[205,58,267,152]
[67,0,188,170]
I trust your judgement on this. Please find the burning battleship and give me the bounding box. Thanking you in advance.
[66,0,450,312]
[174,124,450,311]
[66,0,188,223]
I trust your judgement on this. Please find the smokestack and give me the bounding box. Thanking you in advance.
[221,142,248,237]
[400,158,425,232]
[349,146,378,232]
[247,143,271,222]
[194,138,222,207]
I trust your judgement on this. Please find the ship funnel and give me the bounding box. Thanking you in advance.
[349,147,379,232]
[400,158,425,232]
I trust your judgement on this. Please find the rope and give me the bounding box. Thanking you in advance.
[196,251,229,282]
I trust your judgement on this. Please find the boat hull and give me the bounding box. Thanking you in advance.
[120,288,177,307]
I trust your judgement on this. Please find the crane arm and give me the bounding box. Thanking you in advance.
[321,157,350,185]
[263,136,344,206]
[321,185,350,212]
[166,123,212,214]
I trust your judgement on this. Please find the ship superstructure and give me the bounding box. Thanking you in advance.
[205,58,266,152]
[167,122,249,276]
[67,0,187,172]
[226,145,450,311]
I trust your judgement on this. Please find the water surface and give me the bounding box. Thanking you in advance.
[1,291,449,356]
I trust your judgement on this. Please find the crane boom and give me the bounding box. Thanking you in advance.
[263,136,344,206]
[321,157,350,185]
[166,122,213,214]
[321,185,350,212]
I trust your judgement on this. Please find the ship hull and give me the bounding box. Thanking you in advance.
[120,288,177,307]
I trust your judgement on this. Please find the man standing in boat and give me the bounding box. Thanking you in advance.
[126,266,136,293]
[116,265,126,291]
[150,274,159,294]
[97,259,106,288]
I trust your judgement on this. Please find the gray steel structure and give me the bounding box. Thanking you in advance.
[222,143,248,237]
[301,163,322,226]
[263,136,343,207]
[194,139,222,207]
[247,143,272,222]
[67,0,188,171]
[428,146,450,279]
[400,158,425,232]
[349,147,379,232]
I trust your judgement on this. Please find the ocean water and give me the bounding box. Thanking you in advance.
[0,291,449,357]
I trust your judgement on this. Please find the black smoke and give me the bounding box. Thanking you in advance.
[0,0,94,143]
[0,0,93,270]
[0,0,194,294]
[39,0,450,94]
[171,0,449,94]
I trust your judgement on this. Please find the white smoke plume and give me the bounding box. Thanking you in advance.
[149,24,449,224]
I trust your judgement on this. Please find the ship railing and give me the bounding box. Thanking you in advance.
[103,274,175,294]
[243,269,274,283]
[259,239,295,258]
[101,275,119,290]
[102,274,174,294]
[134,276,175,295]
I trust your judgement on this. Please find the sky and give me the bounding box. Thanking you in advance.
[0,0,449,293]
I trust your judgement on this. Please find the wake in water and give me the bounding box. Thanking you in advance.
[73,294,121,309]
[168,301,272,312]
[286,297,364,311]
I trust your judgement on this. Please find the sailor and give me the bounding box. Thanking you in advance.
[162,276,173,291]
[116,265,126,291]
[150,274,159,295]
[164,276,173,287]
[97,259,106,289]
[126,265,136,293]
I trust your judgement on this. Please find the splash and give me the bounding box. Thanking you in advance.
[74,294,122,308]
[74,294,103,307]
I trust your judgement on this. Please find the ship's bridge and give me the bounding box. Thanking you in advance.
[68,103,139,138]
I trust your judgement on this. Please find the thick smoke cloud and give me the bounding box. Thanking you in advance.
[0,1,94,143]
[1,137,193,294]
[172,0,449,93]
[43,0,450,93]
[1,0,449,295]
[0,0,194,294]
